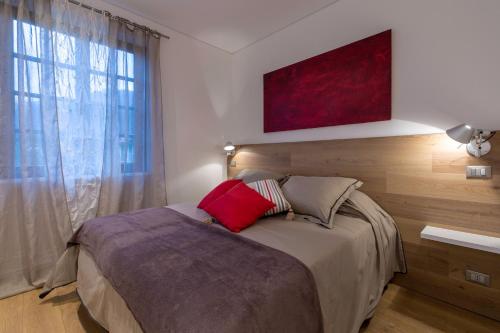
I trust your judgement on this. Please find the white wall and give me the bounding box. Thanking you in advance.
[90,0,232,203]
[228,0,500,144]
[162,36,232,203]
[91,0,500,203]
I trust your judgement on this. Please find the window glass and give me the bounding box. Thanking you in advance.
[10,19,142,179]
[90,74,106,94]
[13,20,42,57]
[53,32,76,65]
[90,42,109,72]
[55,67,76,99]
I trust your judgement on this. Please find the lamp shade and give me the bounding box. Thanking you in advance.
[446,124,475,144]
[223,142,235,152]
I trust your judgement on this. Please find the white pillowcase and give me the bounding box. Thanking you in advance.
[247,179,291,216]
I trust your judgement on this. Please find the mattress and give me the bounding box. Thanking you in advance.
[77,202,398,333]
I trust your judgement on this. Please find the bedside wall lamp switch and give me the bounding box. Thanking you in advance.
[466,166,492,179]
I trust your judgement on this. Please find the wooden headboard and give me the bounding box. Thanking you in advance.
[228,133,500,320]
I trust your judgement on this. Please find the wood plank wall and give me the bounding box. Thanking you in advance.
[227,133,500,321]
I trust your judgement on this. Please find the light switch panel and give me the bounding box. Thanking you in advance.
[466,166,492,179]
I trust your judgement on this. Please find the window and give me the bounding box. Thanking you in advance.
[13,20,45,178]
[116,50,137,174]
[11,19,143,179]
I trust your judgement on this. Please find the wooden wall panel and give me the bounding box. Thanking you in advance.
[227,133,500,321]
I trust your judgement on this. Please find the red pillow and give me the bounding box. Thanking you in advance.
[198,179,242,209]
[203,183,275,232]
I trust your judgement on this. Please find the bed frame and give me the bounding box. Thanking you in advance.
[228,133,500,321]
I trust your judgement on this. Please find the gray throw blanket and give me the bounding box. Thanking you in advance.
[42,207,323,333]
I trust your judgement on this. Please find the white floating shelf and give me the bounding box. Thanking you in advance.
[421,226,500,255]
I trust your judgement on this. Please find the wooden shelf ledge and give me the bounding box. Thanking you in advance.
[421,226,500,254]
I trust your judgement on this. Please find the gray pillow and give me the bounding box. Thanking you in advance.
[281,176,363,229]
[234,169,288,185]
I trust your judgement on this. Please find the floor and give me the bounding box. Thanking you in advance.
[0,284,105,333]
[1,283,499,333]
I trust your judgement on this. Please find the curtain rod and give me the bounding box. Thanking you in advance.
[67,0,170,39]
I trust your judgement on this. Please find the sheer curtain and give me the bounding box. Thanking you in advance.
[0,0,166,298]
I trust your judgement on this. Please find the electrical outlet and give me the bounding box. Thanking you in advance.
[230,160,236,167]
[465,270,490,287]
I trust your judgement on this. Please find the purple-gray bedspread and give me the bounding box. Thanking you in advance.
[69,207,323,333]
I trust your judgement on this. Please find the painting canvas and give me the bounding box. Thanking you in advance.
[263,30,392,133]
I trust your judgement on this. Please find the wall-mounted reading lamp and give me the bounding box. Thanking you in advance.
[446,124,496,158]
[223,141,236,156]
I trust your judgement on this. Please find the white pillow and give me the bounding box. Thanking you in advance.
[247,179,291,216]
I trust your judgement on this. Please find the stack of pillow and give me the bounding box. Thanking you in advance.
[198,169,362,233]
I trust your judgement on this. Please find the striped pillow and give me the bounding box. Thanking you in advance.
[247,179,291,216]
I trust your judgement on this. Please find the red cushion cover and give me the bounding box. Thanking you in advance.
[203,183,276,232]
[198,179,242,209]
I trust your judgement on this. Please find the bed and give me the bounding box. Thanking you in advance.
[41,191,406,333]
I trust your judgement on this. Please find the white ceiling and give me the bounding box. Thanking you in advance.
[103,0,339,53]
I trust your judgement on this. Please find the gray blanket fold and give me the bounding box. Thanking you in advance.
[44,207,323,333]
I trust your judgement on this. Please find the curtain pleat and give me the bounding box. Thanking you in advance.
[0,0,73,298]
[0,0,166,299]
[95,13,166,216]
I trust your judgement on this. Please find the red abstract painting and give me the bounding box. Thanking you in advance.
[264,30,391,132]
